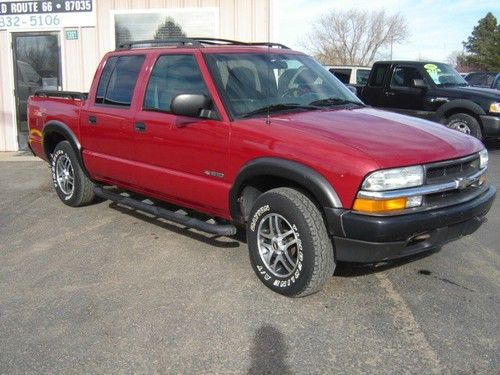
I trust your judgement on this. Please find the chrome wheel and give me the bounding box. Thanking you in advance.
[257,213,300,277]
[55,154,74,196]
[448,121,471,134]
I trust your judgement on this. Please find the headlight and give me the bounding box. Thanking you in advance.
[361,166,424,191]
[479,149,488,169]
[489,103,500,113]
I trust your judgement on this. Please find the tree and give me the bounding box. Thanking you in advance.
[305,9,409,66]
[115,21,132,47]
[154,17,186,40]
[458,12,500,71]
[446,50,462,68]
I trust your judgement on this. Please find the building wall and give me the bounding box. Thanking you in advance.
[0,0,272,151]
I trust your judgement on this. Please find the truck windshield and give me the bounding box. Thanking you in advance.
[422,63,468,87]
[204,53,363,119]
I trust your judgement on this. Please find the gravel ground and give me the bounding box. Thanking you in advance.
[0,142,498,374]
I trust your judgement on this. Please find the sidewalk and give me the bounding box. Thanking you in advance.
[0,151,41,162]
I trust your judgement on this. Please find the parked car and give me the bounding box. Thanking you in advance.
[16,60,42,122]
[360,61,500,139]
[464,72,500,90]
[325,65,371,85]
[27,39,495,297]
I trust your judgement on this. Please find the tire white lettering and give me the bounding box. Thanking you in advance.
[250,204,270,231]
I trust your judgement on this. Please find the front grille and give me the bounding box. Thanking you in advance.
[423,154,483,208]
[425,154,480,185]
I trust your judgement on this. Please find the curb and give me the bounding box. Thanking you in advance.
[0,152,42,162]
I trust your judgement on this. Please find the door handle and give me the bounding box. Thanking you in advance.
[134,122,147,132]
[88,116,97,124]
[385,91,395,96]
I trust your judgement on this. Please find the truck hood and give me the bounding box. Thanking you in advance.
[272,107,483,168]
[436,86,500,100]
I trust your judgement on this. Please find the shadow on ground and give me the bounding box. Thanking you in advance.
[248,325,291,375]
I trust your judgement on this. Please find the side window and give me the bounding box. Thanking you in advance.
[95,57,117,104]
[95,55,145,107]
[144,54,209,113]
[356,69,370,85]
[390,66,423,88]
[369,65,387,86]
[329,68,351,84]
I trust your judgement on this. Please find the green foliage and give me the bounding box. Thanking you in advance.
[458,12,500,71]
[154,18,186,40]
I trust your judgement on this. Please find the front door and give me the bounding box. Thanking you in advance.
[383,65,427,117]
[133,53,230,215]
[12,32,61,150]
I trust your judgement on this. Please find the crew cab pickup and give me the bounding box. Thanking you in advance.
[27,39,496,297]
[360,61,500,140]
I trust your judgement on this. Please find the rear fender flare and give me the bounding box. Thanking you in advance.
[43,121,88,175]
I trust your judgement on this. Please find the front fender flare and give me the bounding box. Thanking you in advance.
[229,157,342,222]
[432,99,485,123]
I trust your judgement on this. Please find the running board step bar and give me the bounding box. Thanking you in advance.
[94,186,237,236]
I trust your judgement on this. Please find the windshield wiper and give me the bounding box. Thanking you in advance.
[240,103,320,118]
[309,97,363,107]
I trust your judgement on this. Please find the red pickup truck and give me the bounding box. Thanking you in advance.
[27,38,495,297]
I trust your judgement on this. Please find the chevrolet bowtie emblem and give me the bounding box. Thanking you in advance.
[455,177,474,190]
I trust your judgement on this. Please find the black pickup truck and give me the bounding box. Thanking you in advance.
[359,61,500,140]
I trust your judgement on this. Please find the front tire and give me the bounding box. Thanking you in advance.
[445,113,482,140]
[51,141,96,207]
[247,187,335,297]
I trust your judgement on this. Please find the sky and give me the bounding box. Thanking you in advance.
[274,0,500,63]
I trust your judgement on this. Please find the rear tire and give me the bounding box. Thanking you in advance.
[445,113,482,140]
[247,187,335,297]
[51,141,96,207]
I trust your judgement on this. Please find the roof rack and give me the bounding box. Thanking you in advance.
[117,38,203,50]
[116,37,290,50]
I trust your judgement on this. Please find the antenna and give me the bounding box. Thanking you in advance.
[265,1,272,125]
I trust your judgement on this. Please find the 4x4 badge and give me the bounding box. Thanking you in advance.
[204,170,224,178]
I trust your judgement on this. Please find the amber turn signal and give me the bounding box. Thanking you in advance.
[353,198,408,213]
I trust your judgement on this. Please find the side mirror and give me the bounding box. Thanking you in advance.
[345,85,358,95]
[412,79,427,89]
[171,94,217,119]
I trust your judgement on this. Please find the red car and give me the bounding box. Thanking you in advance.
[27,38,495,297]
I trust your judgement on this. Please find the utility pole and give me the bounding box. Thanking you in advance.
[390,35,393,60]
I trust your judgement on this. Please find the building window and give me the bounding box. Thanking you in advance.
[113,8,219,48]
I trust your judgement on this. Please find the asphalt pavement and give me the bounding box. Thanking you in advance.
[0,142,499,374]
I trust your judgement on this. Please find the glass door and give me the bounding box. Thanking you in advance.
[12,32,61,150]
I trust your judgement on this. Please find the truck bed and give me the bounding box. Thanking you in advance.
[27,91,87,161]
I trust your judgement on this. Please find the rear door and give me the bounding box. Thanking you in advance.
[361,64,388,106]
[80,54,146,186]
[132,52,230,215]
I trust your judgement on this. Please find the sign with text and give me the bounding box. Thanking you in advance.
[0,0,96,29]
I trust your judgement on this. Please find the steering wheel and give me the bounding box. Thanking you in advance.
[281,86,309,98]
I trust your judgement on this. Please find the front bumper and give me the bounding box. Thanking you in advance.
[325,185,496,263]
[480,114,500,137]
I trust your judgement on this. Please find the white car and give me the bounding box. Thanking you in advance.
[324,65,371,85]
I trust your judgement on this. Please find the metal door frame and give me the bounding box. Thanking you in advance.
[11,31,62,150]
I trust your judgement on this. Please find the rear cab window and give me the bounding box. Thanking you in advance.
[95,54,145,107]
